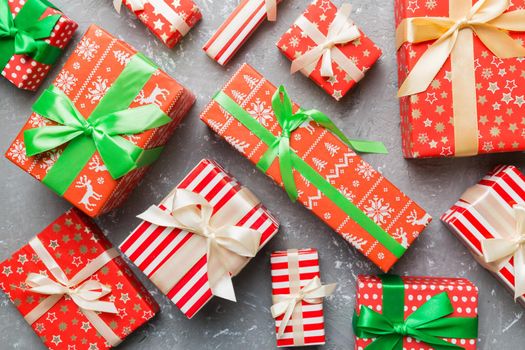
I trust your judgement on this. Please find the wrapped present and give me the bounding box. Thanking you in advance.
[200,63,431,272]
[277,1,382,101]
[113,0,201,48]
[0,208,159,350]
[0,0,78,91]
[119,159,279,318]
[203,0,282,65]
[353,275,479,349]
[395,0,525,158]
[5,25,195,218]
[442,165,525,306]
[270,248,336,347]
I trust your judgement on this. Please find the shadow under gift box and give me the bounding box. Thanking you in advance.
[5,25,195,218]
[0,208,159,350]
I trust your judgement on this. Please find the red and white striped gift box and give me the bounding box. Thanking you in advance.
[441,165,525,306]
[270,248,328,347]
[120,159,279,318]
[203,0,282,65]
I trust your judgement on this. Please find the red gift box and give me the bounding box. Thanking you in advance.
[5,25,195,218]
[1,0,78,91]
[0,208,159,350]
[277,0,382,100]
[442,165,525,306]
[395,0,525,158]
[120,159,280,319]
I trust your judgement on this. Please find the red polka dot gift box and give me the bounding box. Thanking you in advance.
[1,0,78,91]
[0,208,159,350]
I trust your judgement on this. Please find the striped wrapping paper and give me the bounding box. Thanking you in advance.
[271,249,328,347]
[120,159,279,318]
[203,0,282,65]
[441,165,525,306]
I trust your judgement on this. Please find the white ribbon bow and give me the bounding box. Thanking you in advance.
[290,3,361,78]
[266,0,277,21]
[138,189,263,302]
[113,0,143,13]
[482,204,525,299]
[271,276,336,339]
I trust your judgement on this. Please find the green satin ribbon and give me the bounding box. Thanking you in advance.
[0,0,63,71]
[353,275,478,350]
[213,87,407,259]
[24,53,171,196]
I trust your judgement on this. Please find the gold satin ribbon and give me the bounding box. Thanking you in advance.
[396,0,525,156]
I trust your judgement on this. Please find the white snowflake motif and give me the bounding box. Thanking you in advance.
[73,62,81,70]
[352,180,360,187]
[323,212,331,220]
[294,133,302,141]
[377,252,385,260]
[289,36,300,48]
[29,114,49,127]
[75,37,99,61]
[86,77,109,104]
[247,98,273,126]
[7,140,27,165]
[39,150,61,173]
[97,177,104,185]
[356,161,374,181]
[339,186,356,201]
[481,67,493,79]
[364,195,394,224]
[418,133,429,144]
[425,0,437,9]
[55,70,77,94]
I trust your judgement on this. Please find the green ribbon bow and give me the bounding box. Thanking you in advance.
[353,275,478,350]
[24,53,171,196]
[0,0,63,70]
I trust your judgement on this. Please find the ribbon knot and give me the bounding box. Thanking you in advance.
[393,322,409,336]
[83,122,95,137]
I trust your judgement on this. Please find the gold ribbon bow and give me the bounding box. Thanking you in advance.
[271,276,336,339]
[137,188,263,302]
[291,3,363,79]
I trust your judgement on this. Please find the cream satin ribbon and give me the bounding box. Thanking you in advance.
[291,3,364,80]
[113,0,192,35]
[137,188,263,302]
[266,0,277,21]
[271,276,336,339]
[23,237,121,346]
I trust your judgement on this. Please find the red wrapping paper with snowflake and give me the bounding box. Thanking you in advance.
[277,0,382,100]
[0,208,159,350]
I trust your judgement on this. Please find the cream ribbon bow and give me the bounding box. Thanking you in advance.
[482,204,525,299]
[266,0,277,21]
[271,276,336,339]
[397,0,525,97]
[137,189,263,302]
[291,3,361,78]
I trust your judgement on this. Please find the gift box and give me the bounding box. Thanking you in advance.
[353,275,479,349]
[270,248,336,347]
[442,165,525,306]
[203,0,282,65]
[116,0,202,48]
[200,63,431,272]
[0,208,159,350]
[120,159,280,319]
[277,0,382,101]
[395,0,525,158]
[5,25,195,218]
[1,0,78,91]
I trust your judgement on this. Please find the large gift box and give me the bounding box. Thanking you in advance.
[442,165,525,306]
[0,208,159,350]
[277,0,382,101]
[395,0,525,158]
[120,159,280,319]
[270,248,336,347]
[200,63,431,272]
[5,25,195,218]
[115,0,202,48]
[353,275,479,349]
[1,0,78,91]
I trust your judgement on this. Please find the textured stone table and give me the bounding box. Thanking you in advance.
[1,0,524,349]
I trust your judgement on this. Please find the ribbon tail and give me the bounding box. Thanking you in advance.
[277,300,296,339]
[137,205,184,228]
[514,247,525,299]
[290,46,325,74]
[473,24,525,58]
[266,0,277,21]
[207,241,237,302]
[320,50,335,77]
[481,238,516,263]
[113,0,123,12]
[365,334,404,350]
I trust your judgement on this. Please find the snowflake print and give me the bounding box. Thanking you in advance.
[29,114,49,127]
[39,150,61,172]
[247,98,273,126]
[294,133,302,141]
[86,77,109,104]
[339,186,356,201]
[481,68,493,79]
[73,62,80,70]
[377,252,385,260]
[7,140,27,165]
[364,195,394,224]
[356,161,374,181]
[425,0,437,9]
[289,36,299,48]
[75,37,99,61]
[55,70,77,94]
[97,177,105,185]
[418,133,429,144]
[352,180,360,187]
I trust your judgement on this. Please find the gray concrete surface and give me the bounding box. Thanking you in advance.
[1,0,524,349]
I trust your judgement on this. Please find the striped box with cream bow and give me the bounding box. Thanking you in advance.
[442,165,525,307]
[120,159,279,318]
[270,249,336,347]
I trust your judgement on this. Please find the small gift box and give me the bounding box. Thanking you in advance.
[5,25,195,218]
[1,0,78,91]
[0,208,159,350]
[113,0,202,48]
[277,0,382,101]
[270,248,336,347]
[353,275,479,349]
[203,0,282,65]
[442,165,525,306]
[395,0,525,158]
[200,63,431,272]
[120,159,280,319]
